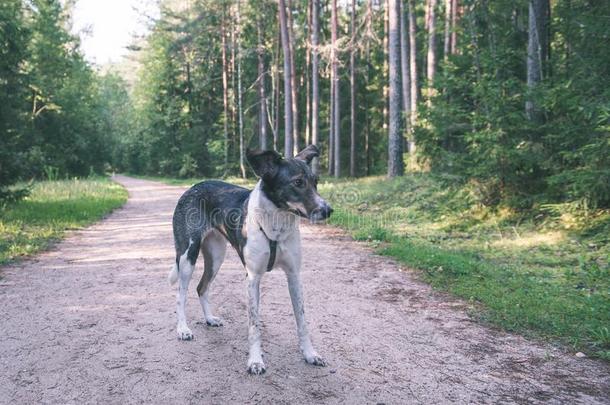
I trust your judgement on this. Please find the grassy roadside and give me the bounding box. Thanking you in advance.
[136,173,609,359]
[319,175,609,360]
[0,178,128,265]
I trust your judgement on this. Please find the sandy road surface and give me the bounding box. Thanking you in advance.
[0,175,608,404]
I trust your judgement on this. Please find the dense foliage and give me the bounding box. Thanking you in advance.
[0,0,122,200]
[1,0,608,209]
[416,0,610,208]
[115,0,608,208]
[113,0,389,178]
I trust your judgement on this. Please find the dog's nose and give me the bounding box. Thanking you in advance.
[309,201,333,222]
[321,203,333,219]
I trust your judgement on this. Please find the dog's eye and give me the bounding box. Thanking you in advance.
[293,178,305,188]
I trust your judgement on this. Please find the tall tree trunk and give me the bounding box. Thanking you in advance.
[349,0,356,177]
[257,18,267,150]
[236,2,245,178]
[365,0,372,176]
[400,0,412,146]
[382,1,389,133]
[450,0,458,54]
[426,0,438,89]
[311,0,320,173]
[305,0,311,146]
[526,0,549,122]
[287,0,299,155]
[388,0,404,177]
[331,0,341,177]
[273,27,280,151]
[408,0,418,141]
[221,14,230,176]
[328,69,334,176]
[230,17,237,163]
[443,0,452,60]
[278,0,294,156]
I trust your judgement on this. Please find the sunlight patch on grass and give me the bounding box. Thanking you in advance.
[491,230,565,249]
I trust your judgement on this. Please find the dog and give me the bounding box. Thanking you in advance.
[168,145,332,374]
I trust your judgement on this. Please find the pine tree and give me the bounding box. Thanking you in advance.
[388,0,404,177]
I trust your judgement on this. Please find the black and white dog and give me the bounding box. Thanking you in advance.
[168,145,332,374]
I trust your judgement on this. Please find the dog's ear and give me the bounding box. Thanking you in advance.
[294,144,319,165]
[246,149,283,180]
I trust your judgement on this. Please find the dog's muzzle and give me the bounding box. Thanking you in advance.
[309,201,333,222]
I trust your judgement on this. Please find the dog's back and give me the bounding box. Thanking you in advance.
[172,180,250,267]
[169,180,251,338]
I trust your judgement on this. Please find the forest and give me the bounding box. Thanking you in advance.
[1,0,608,209]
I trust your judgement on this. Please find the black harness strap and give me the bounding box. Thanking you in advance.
[267,239,278,272]
[260,227,278,272]
[226,223,277,273]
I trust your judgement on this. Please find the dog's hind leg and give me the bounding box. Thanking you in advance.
[175,238,200,340]
[197,230,227,327]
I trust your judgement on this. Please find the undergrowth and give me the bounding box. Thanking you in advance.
[319,175,609,360]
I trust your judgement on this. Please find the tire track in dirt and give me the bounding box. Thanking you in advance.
[0,175,608,404]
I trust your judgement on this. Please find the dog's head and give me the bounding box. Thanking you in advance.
[246,145,333,222]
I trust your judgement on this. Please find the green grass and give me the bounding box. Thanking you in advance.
[0,178,128,265]
[319,175,609,360]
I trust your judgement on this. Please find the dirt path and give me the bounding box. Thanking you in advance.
[0,176,608,404]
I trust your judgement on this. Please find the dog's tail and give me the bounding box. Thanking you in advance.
[168,262,179,286]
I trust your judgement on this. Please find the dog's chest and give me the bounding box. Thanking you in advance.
[247,183,299,243]
[256,216,294,241]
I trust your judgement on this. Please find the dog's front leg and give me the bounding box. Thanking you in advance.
[246,270,266,374]
[285,269,326,366]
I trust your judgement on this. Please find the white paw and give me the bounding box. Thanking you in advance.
[177,324,193,340]
[205,316,223,327]
[304,354,326,367]
[247,360,266,375]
